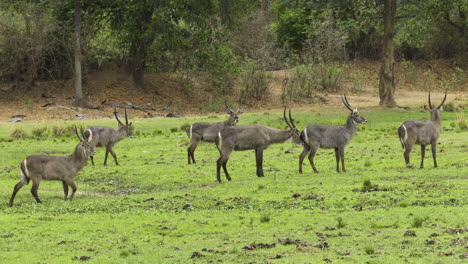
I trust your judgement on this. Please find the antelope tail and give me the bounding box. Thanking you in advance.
[398,124,407,149]
[189,125,193,140]
[215,132,222,151]
[20,159,30,184]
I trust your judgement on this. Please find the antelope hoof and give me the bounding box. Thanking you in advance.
[406,164,415,169]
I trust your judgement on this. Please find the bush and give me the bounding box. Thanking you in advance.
[282,64,319,102]
[319,63,343,92]
[239,61,272,104]
[11,128,28,139]
[32,126,49,138]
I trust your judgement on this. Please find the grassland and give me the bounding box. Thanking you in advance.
[0,106,466,263]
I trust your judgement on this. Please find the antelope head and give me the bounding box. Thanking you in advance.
[342,95,367,126]
[75,127,95,158]
[225,99,244,125]
[424,90,447,122]
[283,107,302,144]
[114,108,133,137]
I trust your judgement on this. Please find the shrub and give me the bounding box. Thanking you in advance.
[336,217,346,229]
[319,62,343,92]
[52,126,69,137]
[32,126,49,138]
[411,216,423,228]
[444,102,461,112]
[11,128,28,139]
[282,64,319,103]
[364,246,375,255]
[239,61,272,104]
[260,214,270,223]
[455,114,467,130]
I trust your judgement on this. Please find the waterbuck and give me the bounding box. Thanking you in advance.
[9,128,94,206]
[215,109,301,183]
[398,90,447,168]
[186,101,243,164]
[83,108,133,166]
[299,95,367,173]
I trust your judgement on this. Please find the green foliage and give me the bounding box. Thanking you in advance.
[239,61,272,104]
[32,126,49,138]
[364,245,376,255]
[411,216,424,228]
[282,64,318,103]
[336,216,346,229]
[10,128,27,139]
[319,63,343,92]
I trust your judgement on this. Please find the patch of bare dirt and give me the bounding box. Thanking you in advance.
[0,60,466,122]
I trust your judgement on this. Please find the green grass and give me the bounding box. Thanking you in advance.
[0,107,466,263]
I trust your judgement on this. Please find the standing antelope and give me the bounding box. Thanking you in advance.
[83,108,133,166]
[186,101,243,164]
[299,96,367,173]
[215,109,301,183]
[398,90,447,168]
[9,128,94,206]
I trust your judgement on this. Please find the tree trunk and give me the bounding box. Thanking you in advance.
[378,0,397,108]
[73,0,84,107]
[131,41,146,89]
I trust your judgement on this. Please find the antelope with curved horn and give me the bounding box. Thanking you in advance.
[83,108,133,166]
[299,95,367,173]
[398,90,447,168]
[186,100,243,164]
[9,127,94,206]
[215,108,301,183]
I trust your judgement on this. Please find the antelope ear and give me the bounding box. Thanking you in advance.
[439,106,443,111]
[424,105,429,111]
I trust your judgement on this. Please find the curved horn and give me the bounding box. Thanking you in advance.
[125,108,129,125]
[341,95,353,111]
[428,91,433,109]
[283,107,292,129]
[288,109,296,128]
[225,99,234,114]
[114,108,124,126]
[74,126,83,141]
[437,89,448,109]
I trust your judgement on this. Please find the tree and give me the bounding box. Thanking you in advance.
[378,0,397,107]
[73,0,84,107]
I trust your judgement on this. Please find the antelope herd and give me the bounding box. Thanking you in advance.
[8,92,449,205]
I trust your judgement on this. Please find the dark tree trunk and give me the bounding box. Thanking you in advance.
[130,2,154,90]
[131,41,147,89]
[73,0,84,107]
[379,0,397,108]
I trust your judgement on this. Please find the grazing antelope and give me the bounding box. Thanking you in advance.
[398,90,447,168]
[299,96,367,173]
[83,108,133,166]
[215,109,301,183]
[9,128,94,206]
[186,101,243,164]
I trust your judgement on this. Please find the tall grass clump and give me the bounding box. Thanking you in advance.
[411,216,424,228]
[11,128,28,139]
[319,62,343,92]
[336,217,346,229]
[364,245,375,255]
[32,126,49,138]
[282,64,319,103]
[239,61,272,104]
[457,114,467,130]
